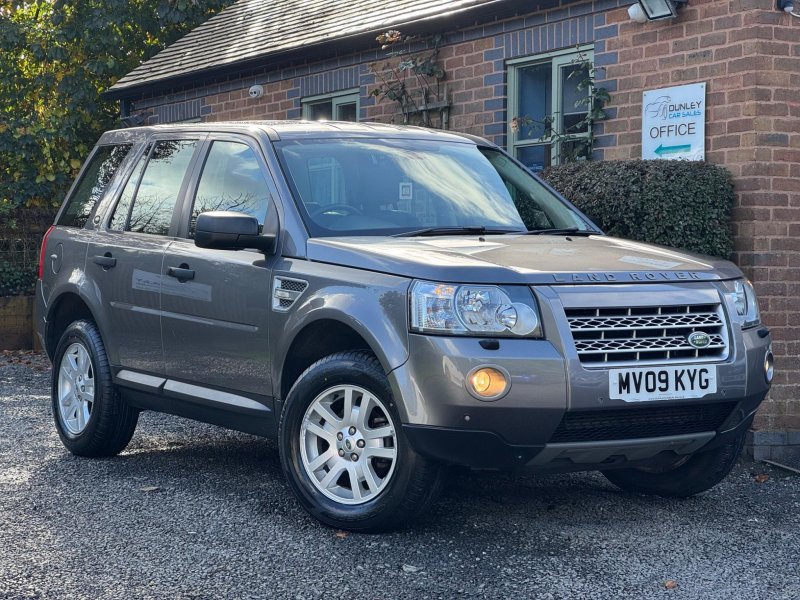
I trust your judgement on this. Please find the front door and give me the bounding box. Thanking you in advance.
[160,137,278,402]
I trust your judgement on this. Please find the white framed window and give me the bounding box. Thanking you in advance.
[507,46,594,173]
[302,89,360,122]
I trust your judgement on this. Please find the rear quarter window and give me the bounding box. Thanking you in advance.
[57,144,132,228]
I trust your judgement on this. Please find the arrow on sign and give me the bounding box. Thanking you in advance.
[654,143,691,156]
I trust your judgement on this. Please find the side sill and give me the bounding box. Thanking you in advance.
[163,380,270,414]
[116,369,166,393]
[113,369,277,438]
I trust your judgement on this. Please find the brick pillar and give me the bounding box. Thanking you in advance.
[595,0,800,450]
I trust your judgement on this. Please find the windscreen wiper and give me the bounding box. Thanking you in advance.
[522,227,596,236]
[392,226,521,237]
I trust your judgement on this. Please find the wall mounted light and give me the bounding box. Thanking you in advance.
[627,4,649,22]
[628,0,688,22]
[777,0,800,17]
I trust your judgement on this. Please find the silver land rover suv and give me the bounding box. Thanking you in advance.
[36,122,773,531]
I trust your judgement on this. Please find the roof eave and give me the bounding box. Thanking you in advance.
[104,0,537,101]
[104,29,379,101]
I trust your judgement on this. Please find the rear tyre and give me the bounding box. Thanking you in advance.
[279,351,443,532]
[52,319,138,457]
[602,429,746,497]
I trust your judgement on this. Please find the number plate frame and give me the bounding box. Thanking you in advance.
[608,365,717,402]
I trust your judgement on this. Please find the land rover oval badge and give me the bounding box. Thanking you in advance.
[687,332,711,349]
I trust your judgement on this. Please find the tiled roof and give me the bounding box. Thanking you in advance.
[109,0,502,97]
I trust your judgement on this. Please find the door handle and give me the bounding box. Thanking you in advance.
[167,265,195,282]
[92,254,116,269]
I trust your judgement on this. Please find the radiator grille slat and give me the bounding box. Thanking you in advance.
[565,303,729,367]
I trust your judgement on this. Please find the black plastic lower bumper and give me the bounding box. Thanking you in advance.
[402,425,544,470]
[403,393,765,472]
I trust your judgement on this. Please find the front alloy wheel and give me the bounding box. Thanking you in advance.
[300,385,398,505]
[602,426,748,497]
[279,351,443,531]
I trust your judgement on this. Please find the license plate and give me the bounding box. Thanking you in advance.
[609,365,717,402]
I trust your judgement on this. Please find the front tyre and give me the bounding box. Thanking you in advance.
[279,351,443,532]
[52,319,138,457]
[602,428,747,497]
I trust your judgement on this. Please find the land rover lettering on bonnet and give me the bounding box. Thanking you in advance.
[35,122,771,531]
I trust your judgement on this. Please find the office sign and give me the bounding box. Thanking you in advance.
[642,82,705,161]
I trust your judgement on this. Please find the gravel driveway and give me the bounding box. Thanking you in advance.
[1,354,798,600]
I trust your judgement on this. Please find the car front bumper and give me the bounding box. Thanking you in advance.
[401,398,760,471]
[389,327,771,471]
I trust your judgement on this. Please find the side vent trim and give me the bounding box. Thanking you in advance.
[272,276,308,312]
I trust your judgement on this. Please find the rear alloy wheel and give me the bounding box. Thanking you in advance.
[280,351,443,531]
[52,319,139,457]
[56,342,95,436]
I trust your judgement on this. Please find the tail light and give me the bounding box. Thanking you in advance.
[38,226,55,279]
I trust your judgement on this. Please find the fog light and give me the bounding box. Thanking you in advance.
[764,350,774,384]
[467,366,510,400]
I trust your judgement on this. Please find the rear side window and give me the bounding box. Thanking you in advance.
[57,144,132,228]
[189,141,271,235]
[116,140,197,236]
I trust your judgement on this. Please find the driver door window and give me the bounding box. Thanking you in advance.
[189,140,272,236]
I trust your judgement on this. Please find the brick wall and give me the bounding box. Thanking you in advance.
[593,0,800,432]
[127,0,799,434]
[0,296,35,350]
[130,0,618,147]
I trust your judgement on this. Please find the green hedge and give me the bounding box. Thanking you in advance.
[538,160,734,259]
[0,263,37,297]
[0,206,53,296]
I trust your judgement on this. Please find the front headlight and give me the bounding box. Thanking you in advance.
[731,279,760,328]
[409,281,542,337]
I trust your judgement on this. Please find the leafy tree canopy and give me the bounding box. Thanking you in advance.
[0,0,232,213]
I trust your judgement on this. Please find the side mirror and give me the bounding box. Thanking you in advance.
[195,211,275,252]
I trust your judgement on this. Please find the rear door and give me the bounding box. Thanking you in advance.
[161,135,279,405]
[88,135,204,377]
[43,142,134,304]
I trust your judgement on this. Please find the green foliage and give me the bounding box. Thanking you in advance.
[0,0,232,295]
[0,262,36,296]
[0,205,54,296]
[0,0,233,213]
[539,160,735,258]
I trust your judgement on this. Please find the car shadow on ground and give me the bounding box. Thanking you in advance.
[30,408,732,538]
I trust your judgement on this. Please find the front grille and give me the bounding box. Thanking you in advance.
[565,304,729,367]
[550,402,736,443]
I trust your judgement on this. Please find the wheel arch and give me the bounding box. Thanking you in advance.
[279,318,382,403]
[44,292,98,361]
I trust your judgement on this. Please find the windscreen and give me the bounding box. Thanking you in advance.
[274,138,591,236]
